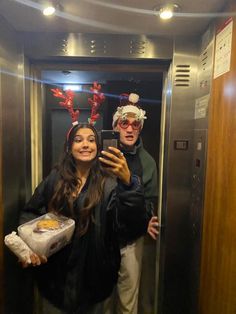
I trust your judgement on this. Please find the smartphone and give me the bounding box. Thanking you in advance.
[100,130,120,152]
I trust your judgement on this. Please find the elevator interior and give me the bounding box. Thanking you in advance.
[0,0,235,314]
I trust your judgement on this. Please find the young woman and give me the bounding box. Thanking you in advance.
[19,123,145,314]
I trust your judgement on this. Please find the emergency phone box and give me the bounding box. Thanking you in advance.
[18,213,75,257]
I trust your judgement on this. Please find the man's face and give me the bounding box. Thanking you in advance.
[115,114,141,148]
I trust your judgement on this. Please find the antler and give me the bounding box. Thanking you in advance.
[88,82,105,125]
[51,88,79,125]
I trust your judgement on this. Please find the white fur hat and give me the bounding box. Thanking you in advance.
[112,93,147,128]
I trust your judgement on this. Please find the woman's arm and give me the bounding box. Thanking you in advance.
[99,147,146,240]
[17,170,59,267]
[105,174,146,242]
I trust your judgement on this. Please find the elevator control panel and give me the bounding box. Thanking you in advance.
[190,130,207,239]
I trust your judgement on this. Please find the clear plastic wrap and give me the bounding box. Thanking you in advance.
[4,232,33,263]
[17,213,75,257]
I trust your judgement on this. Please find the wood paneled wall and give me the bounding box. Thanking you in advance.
[199,4,236,314]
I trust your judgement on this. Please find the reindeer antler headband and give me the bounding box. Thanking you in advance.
[51,82,105,127]
[88,82,105,125]
[51,88,79,125]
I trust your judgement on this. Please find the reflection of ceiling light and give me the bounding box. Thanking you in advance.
[63,85,82,91]
[62,70,71,76]
[154,4,180,20]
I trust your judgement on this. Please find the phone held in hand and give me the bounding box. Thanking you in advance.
[101,130,120,152]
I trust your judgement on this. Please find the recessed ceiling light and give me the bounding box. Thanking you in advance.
[160,7,173,19]
[154,3,180,20]
[43,5,56,16]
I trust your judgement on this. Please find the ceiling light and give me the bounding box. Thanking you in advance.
[41,1,61,16]
[43,5,56,16]
[160,7,173,19]
[154,4,180,20]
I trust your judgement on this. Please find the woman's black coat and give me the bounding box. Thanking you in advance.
[20,169,145,313]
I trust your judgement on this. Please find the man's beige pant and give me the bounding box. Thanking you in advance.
[104,237,144,314]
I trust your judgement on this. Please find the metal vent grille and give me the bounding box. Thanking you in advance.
[89,39,107,55]
[129,40,146,55]
[174,64,191,87]
[200,48,209,72]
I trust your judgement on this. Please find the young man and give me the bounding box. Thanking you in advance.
[106,93,159,314]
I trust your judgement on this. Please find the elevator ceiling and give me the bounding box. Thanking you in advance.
[0,0,229,36]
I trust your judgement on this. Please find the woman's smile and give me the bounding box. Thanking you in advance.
[71,128,97,162]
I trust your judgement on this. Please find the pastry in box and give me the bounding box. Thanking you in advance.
[17,213,75,257]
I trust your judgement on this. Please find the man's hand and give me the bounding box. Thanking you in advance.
[147,216,159,240]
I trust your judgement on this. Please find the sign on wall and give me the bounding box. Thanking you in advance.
[213,17,233,79]
[195,94,210,120]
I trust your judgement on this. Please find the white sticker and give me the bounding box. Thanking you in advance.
[214,18,233,79]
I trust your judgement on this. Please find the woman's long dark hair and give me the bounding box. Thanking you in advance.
[49,123,107,237]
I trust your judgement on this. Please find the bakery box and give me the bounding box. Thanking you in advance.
[18,213,75,257]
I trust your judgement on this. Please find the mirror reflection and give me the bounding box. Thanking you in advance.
[1,0,235,313]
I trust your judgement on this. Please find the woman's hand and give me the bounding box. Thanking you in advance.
[20,253,47,268]
[99,147,131,185]
[147,216,159,240]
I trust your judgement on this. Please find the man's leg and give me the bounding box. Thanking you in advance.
[116,237,144,314]
[138,235,157,314]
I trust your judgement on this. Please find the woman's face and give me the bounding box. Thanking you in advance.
[71,127,97,163]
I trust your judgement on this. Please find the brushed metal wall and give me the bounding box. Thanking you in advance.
[21,32,173,61]
[159,25,215,314]
[189,25,215,314]
[0,16,32,314]
[159,37,199,314]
